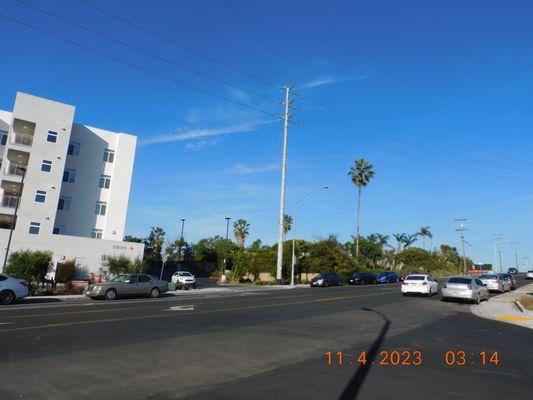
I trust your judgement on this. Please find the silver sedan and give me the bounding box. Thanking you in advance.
[84,274,168,300]
[441,276,489,304]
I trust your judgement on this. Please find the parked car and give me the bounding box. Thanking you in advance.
[498,273,516,290]
[527,270,533,280]
[84,274,168,300]
[507,267,518,275]
[171,271,197,289]
[441,276,489,304]
[376,271,399,284]
[479,274,510,293]
[348,272,377,285]
[399,271,418,282]
[401,274,438,296]
[0,274,29,305]
[310,273,343,287]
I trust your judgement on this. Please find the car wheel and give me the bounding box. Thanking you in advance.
[149,287,160,298]
[324,282,329,288]
[104,289,117,300]
[475,294,480,304]
[0,290,15,305]
[441,297,447,302]
[402,293,407,297]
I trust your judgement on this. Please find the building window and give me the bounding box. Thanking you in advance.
[29,221,40,235]
[41,160,52,172]
[67,141,81,156]
[35,190,47,203]
[47,131,58,143]
[95,201,107,216]
[91,229,103,239]
[99,174,111,189]
[63,168,76,183]
[0,130,7,145]
[57,196,71,211]
[103,149,115,163]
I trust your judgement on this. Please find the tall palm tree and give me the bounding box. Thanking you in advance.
[233,219,250,248]
[348,158,375,258]
[403,233,419,249]
[393,233,406,254]
[419,226,433,250]
[282,214,293,241]
[374,233,390,250]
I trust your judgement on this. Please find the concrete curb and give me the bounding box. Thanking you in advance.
[515,300,525,313]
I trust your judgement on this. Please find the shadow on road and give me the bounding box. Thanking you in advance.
[338,308,390,400]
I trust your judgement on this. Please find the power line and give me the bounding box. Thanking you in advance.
[13,0,278,104]
[0,12,280,118]
[77,0,278,88]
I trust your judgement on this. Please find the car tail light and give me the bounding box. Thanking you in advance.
[422,282,427,285]
[467,284,473,290]
[19,281,28,287]
[402,282,408,285]
[442,283,447,288]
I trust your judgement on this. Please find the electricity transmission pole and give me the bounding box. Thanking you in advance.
[454,219,468,274]
[493,234,503,273]
[276,85,293,284]
[510,242,519,271]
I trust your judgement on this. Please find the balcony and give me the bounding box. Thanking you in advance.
[12,132,33,146]
[1,194,19,209]
[5,162,27,177]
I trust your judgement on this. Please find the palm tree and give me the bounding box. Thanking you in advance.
[282,214,293,241]
[348,158,375,258]
[419,226,433,250]
[403,233,419,249]
[393,233,406,254]
[233,219,250,248]
[374,233,390,250]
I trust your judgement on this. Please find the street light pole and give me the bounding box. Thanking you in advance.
[3,167,26,271]
[177,218,185,264]
[221,217,231,281]
[454,219,468,275]
[290,186,328,286]
[510,242,519,272]
[493,234,503,273]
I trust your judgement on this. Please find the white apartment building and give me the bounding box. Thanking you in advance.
[0,92,144,277]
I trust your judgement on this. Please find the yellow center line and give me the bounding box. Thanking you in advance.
[0,292,388,333]
[9,308,129,319]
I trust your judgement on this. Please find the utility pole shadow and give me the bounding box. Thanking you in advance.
[338,308,390,400]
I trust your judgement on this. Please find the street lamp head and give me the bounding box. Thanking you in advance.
[323,185,329,189]
[180,218,185,222]
[225,217,231,221]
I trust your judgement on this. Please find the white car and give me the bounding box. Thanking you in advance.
[526,270,533,280]
[479,274,510,293]
[441,276,489,304]
[401,274,438,296]
[0,274,30,305]
[171,271,197,289]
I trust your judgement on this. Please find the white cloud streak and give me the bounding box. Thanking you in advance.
[231,163,279,174]
[139,120,277,146]
[301,74,368,90]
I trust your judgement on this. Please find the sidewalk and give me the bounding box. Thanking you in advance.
[471,283,533,329]
[21,283,309,304]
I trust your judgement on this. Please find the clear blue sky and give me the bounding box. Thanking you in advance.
[1,0,532,268]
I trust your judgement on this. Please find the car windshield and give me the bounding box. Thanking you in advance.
[479,275,496,279]
[448,277,471,284]
[405,276,425,281]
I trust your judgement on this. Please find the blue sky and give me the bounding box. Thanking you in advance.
[1,0,532,267]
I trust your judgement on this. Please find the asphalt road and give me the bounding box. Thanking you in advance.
[0,276,531,400]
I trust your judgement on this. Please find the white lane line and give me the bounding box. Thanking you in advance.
[168,305,195,311]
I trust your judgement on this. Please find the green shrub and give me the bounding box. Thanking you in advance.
[5,250,52,284]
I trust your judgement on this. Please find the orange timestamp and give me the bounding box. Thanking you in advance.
[325,350,423,366]
[324,350,500,367]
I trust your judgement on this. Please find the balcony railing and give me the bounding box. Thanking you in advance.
[1,194,19,208]
[12,132,34,146]
[5,162,27,177]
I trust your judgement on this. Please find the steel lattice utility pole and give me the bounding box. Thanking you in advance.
[276,85,293,284]
[454,219,468,275]
[510,242,519,272]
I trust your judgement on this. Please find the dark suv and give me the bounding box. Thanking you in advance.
[310,273,343,287]
[349,272,377,285]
